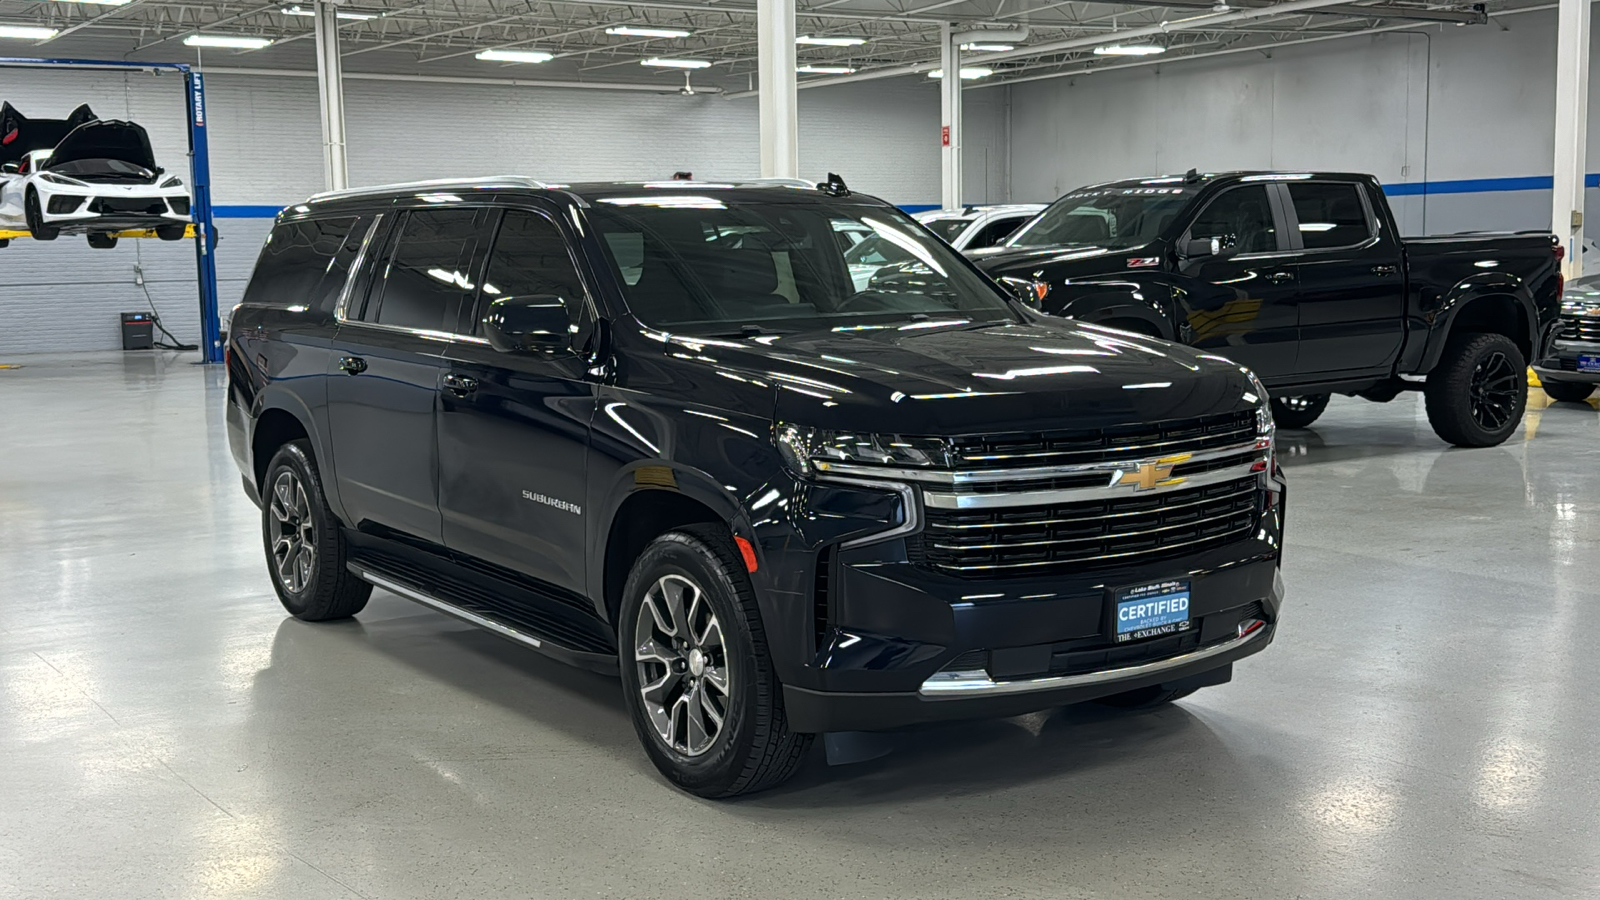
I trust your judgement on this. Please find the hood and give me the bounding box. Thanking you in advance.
[967,243,1141,280]
[651,315,1255,436]
[0,102,97,164]
[46,119,157,170]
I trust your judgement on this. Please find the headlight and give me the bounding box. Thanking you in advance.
[776,424,954,478]
[161,176,184,188]
[37,172,86,187]
[1242,369,1276,468]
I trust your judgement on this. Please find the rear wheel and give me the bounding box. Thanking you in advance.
[260,440,370,621]
[1541,379,1595,403]
[619,525,811,798]
[1095,685,1199,709]
[87,232,117,250]
[156,225,186,242]
[1269,393,1330,429]
[25,189,58,241]
[0,238,9,249]
[1424,333,1527,447]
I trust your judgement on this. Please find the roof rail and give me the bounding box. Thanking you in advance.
[308,175,555,203]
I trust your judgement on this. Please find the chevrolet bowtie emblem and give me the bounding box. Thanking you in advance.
[1115,454,1191,491]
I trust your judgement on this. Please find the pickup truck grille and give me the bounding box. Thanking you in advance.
[914,475,1259,576]
[1558,315,1600,342]
[950,409,1256,469]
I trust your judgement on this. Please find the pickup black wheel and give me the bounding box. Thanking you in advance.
[260,440,371,621]
[1095,685,1199,709]
[1424,333,1527,447]
[87,233,118,250]
[25,189,59,241]
[619,525,811,798]
[1541,379,1596,403]
[1269,394,1330,429]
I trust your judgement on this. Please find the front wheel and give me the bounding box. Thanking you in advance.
[25,189,58,241]
[1424,333,1527,447]
[260,440,371,621]
[619,525,811,798]
[1269,393,1330,429]
[156,225,186,241]
[87,232,117,250]
[1541,379,1596,404]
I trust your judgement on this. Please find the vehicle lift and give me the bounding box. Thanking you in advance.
[0,58,224,364]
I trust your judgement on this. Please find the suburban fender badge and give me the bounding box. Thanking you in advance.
[522,490,582,515]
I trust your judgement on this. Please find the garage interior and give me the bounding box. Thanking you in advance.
[1,0,1598,897]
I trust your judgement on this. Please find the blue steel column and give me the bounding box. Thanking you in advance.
[185,69,224,363]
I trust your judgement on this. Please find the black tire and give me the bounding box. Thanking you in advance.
[1541,379,1596,403]
[618,525,812,798]
[260,440,371,621]
[1424,333,1527,447]
[0,238,10,249]
[1094,685,1199,709]
[87,232,117,250]
[25,189,58,241]
[1269,393,1330,429]
[156,225,186,242]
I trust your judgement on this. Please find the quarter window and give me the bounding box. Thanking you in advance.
[242,216,361,314]
[369,208,481,332]
[1190,185,1278,255]
[476,210,586,336]
[1287,183,1372,249]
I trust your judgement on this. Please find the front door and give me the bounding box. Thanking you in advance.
[327,206,486,545]
[437,206,598,596]
[1176,183,1301,381]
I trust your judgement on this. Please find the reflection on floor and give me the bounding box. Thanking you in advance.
[2,351,1598,899]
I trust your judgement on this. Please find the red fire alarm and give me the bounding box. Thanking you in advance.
[941,125,950,147]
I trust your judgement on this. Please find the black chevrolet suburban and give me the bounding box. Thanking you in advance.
[971,172,1563,446]
[226,177,1287,797]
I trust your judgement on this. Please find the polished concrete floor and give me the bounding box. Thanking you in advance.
[2,350,1598,899]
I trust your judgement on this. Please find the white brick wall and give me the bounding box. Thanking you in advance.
[0,67,1001,354]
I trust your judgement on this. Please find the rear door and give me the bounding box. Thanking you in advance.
[1282,180,1406,375]
[326,205,488,544]
[1175,182,1300,380]
[436,204,599,596]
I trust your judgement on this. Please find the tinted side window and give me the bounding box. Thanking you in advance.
[1190,185,1278,255]
[242,216,359,313]
[1287,183,1372,249]
[476,210,585,336]
[370,208,480,332]
[970,216,1026,249]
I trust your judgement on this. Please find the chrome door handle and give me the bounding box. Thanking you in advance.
[1371,264,1397,277]
[337,356,367,375]
[443,373,479,396]
[1265,271,1294,284]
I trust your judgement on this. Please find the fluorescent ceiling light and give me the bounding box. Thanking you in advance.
[281,5,380,19]
[798,65,856,74]
[1094,44,1166,56]
[641,57,711,68]
[0,25,60,39]
[796,35,866,46]
[476,48,554,63]
[607,26,692,38]
[184,34,274,49]
[928,67,993,80]
[961,42,1014,52]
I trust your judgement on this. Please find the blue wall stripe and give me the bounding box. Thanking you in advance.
[214,204,284,218]
[1383,174,1600,196]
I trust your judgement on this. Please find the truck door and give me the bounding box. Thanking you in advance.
[1281,180,1405,375]
[1175,183,1300,380]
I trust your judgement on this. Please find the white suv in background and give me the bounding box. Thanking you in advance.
[914,204,1047,252]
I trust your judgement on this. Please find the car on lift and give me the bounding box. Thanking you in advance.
[225,176,1286,798]
[0,118,190,249]
[1533,272,1600,402]
[970,171,1563,447]
[914,203,1047,252]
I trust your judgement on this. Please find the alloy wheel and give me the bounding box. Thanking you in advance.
[268,471,317,593]
[633,574,732,757]
[1468,351,1520,431]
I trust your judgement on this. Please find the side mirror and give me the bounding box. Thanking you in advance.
[483,295,574,355]
[0,162,18,175]
[1181,235,1239,260]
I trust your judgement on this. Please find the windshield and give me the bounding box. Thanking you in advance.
[1007,186,1195,250]
[920,217,970,242]
[47,158,157,182]
[588,196,1017,335]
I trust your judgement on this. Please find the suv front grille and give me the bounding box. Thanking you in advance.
[1559,314,1600,342]
[950,409,1256,469]
[915,475,1259,576]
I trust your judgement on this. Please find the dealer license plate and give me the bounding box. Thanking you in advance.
[1114,579,1192,644]
[1578,354,1600,374]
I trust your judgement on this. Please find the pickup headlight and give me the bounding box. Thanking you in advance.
[776,425,954,478]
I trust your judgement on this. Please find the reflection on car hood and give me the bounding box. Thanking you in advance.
[652,315,1255,435]
[965,243,1116,270]
[47,119,157,170]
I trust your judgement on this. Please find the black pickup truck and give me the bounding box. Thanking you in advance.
[226,177,1286,797]
[971,172,1563,446]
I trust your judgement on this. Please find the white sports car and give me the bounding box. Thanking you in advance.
[0,118,190,249]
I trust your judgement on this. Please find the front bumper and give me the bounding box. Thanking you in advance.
[1534,337,1600,383]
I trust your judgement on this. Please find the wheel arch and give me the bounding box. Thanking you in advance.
[1423,287,1537,372]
